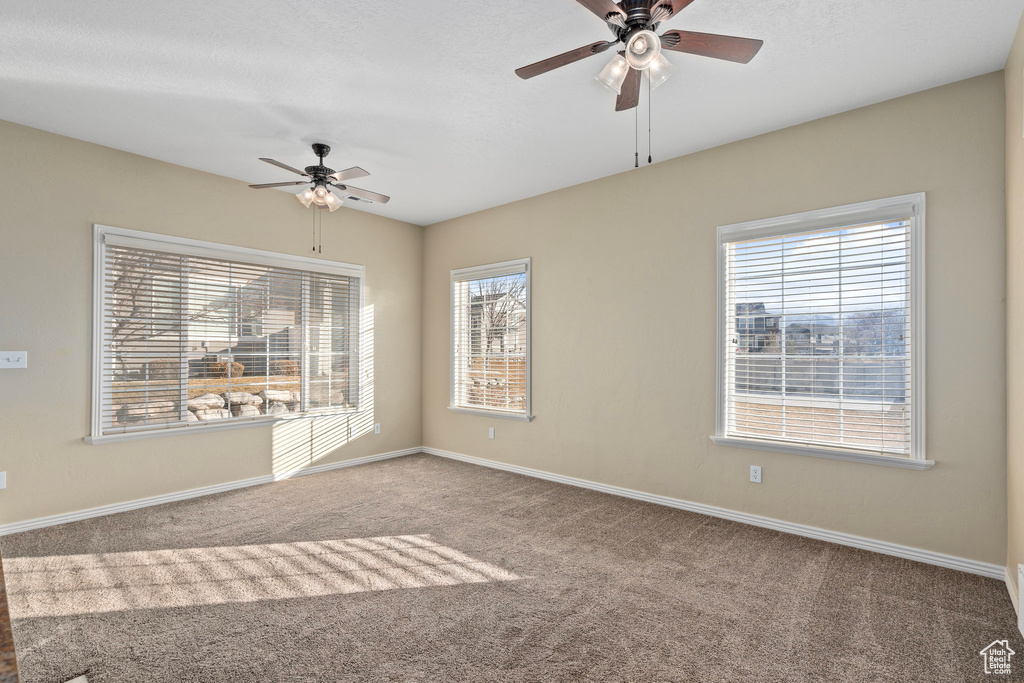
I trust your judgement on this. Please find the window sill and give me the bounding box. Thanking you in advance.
[86,409,364,445]
[447,406,534,422]
[709,435,934,470]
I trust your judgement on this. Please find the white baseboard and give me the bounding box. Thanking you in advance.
[422,447,1005,580]
[1008,567,1019,615]
[1012,565,1024,640]
[0,448,420,537]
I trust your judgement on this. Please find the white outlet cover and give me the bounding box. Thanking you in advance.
[374,423,380,435]
[488,427,494,439]
[0,352,27,368]
[0,471,6,489]
[750,466,762,484]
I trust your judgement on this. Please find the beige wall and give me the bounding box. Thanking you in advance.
[423,73,1008,565]
[0,120,423,526]
[1007,11,1024,597]
[0,71,1010,568]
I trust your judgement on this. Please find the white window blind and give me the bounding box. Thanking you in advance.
[716,194,926,464]
[92,226,362,440]
[451,259,531,419]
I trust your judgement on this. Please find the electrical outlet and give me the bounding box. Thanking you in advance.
[750,465,762,484]
[0,352,26,369]
[374,423,380,435]
[349,425,356,439]
[0,471,6,490]
[488,427,495,439]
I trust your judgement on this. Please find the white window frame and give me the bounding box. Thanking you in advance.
[711,193,931,470]
[88,224,365,445]
[449,258,533,422]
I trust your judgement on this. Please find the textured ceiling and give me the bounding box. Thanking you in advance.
[0,0,1021,226]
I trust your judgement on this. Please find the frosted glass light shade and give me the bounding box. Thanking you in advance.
[646,51,676,90]
[624,30,660,70]
[324,191,343,212]
[596,53,628,93]
[296,188,314,208]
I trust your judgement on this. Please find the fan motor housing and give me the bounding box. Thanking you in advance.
[304,165,335,178]
[614,3,661,41]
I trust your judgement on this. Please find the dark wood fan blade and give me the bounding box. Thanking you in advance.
[615,67,642,111]
[248,181,308,189]
[332,184,391,204]
[654,0,697,18]
[660,30,763,63]
[259,158,309,176]
[576,0,626,23]
[330,166,370,182]
[515,41,616,79]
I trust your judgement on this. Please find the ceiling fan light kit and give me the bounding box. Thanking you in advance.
[297,185,343,212]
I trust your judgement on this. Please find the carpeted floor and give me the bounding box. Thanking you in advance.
[1,453,1020,682]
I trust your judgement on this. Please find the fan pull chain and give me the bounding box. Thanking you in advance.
[311,206,324,253]
[634,104,639,168]
[648,77,653,164]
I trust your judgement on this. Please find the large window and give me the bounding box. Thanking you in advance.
[714,194,929,469]
[450,259,532,420]
[90,225,362,443]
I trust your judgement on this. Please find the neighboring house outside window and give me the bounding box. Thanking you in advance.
[450,258,532,421]
[89,225,363,443]
[713,194,929,469]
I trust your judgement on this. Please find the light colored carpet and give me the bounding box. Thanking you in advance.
[1,453,1019,682]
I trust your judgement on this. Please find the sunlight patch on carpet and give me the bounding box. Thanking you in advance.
[5,534,520,618]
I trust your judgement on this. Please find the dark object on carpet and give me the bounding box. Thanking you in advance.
[1,454,1019,682]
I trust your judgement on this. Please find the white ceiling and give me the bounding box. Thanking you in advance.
[0,0,1021,226]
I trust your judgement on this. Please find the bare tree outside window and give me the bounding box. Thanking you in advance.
[454,270,528,413]
[100,242,358,434]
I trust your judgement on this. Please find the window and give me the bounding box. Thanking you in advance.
[450,259,532,420]
[713,194,929,469]
[89,225,363,443]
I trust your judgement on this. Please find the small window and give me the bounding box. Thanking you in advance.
[713,194,928,468]
[90,225,363,443]
[450,259,532,421]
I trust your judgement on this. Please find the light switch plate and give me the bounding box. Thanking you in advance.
[0,352,26,368]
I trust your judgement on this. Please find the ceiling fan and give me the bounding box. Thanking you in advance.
[248,143,390,211]
[515,0,763,111]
